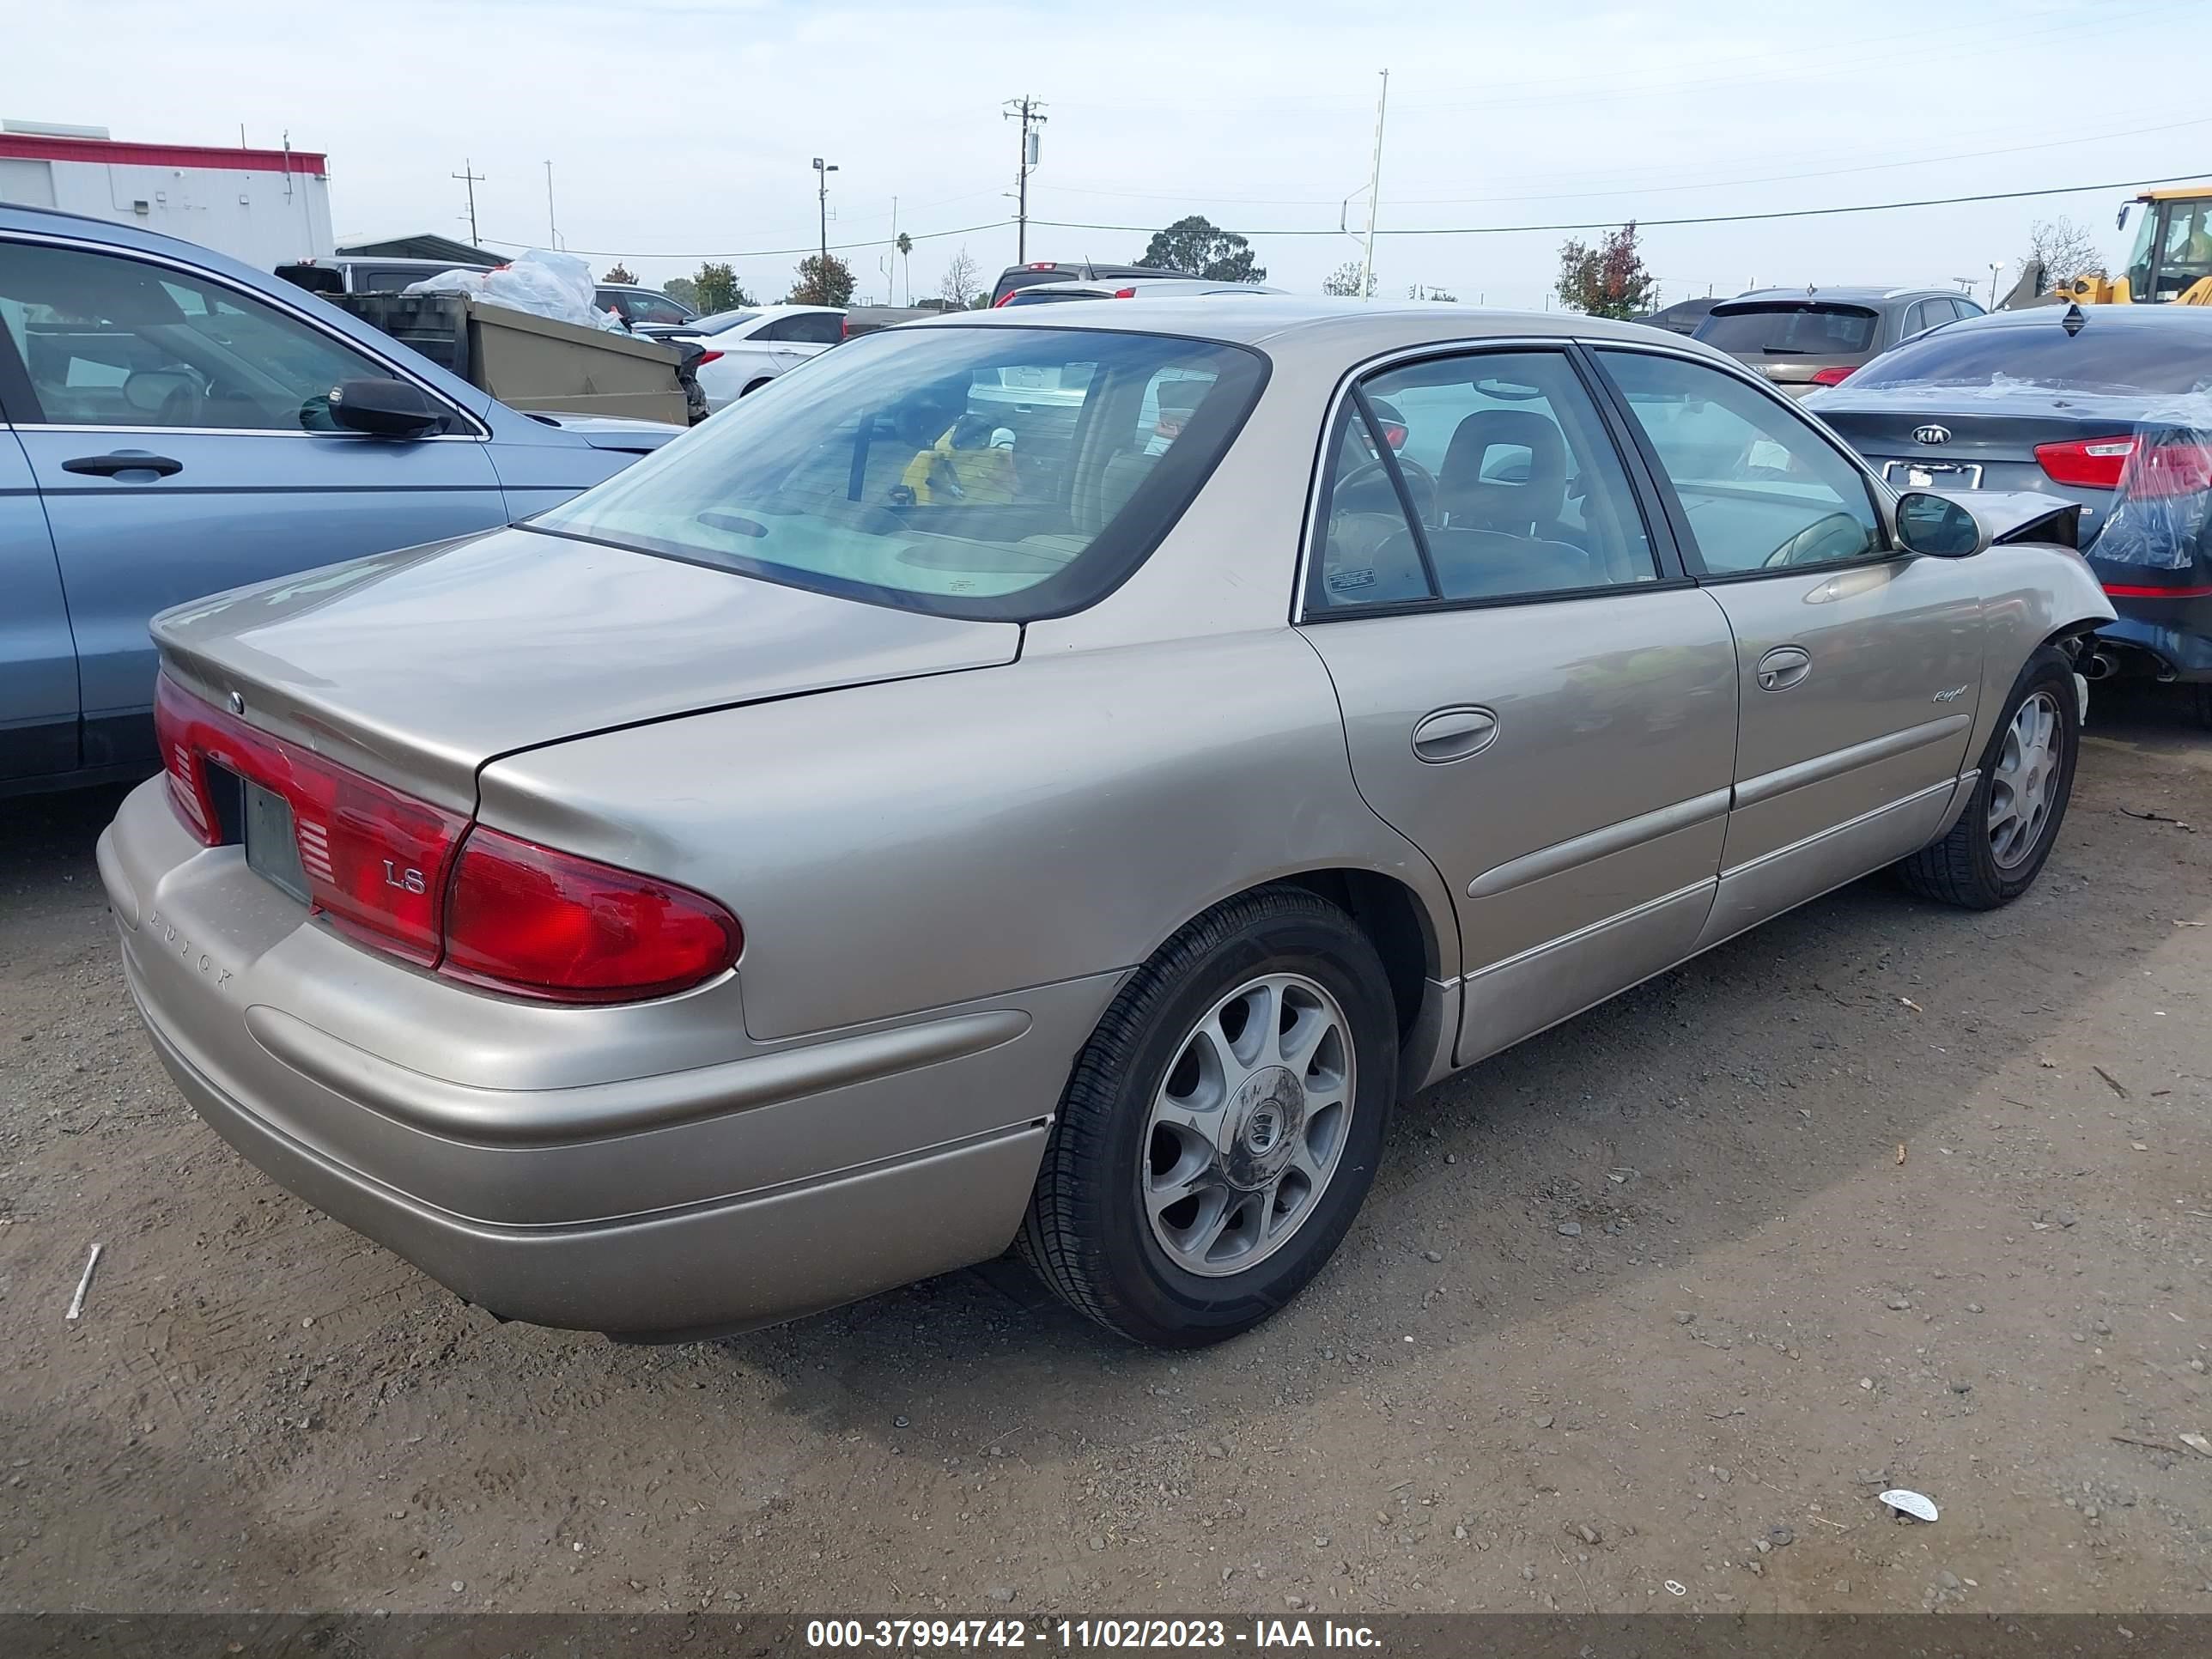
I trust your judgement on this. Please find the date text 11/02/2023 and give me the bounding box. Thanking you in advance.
[805,1619,1383,1650]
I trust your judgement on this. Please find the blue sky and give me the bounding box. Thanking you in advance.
[9,0,2212,307]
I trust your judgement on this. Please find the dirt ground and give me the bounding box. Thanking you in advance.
[3,688,2208,1619]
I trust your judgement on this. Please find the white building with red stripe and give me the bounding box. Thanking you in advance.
[0,121,332,269]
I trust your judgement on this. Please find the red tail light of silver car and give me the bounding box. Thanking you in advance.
[153,674,741,1000]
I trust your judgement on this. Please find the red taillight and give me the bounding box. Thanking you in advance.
[153,675,465,963]
[1112,287,1138,299]
[1027,262,1055,270]
[1808,365,1856,386]
[992,290,1018,307]
[152,674,739,1000]
[2035,434,2137,489]
[1379,421,1409,451]
[441,827,741,1002]
[2126,437,2212,500]
[693,349,723,365]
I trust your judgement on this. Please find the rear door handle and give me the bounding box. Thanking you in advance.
[1755,645,1812,692]
[1411,705,1498,763]
[61,451,184,478]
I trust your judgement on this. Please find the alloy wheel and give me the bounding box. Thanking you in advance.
[1139,973,1356,1278]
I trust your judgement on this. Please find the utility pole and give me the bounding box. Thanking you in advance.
[452,159,485,246]
[1358,70,1388,304]
[1989,261,2003,307]
[812,157,838,294]
[1004,95,1047,264]
[544,160,558,250]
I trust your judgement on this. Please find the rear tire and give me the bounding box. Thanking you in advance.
[1019,887,1397,1347]
[1896,647,2079,908]
[2191,682,2212,732]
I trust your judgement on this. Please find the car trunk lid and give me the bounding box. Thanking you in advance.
[1808,394,2168,537]
[152,523,1022,811]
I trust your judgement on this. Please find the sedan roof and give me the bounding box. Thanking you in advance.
[906,295,1727,357]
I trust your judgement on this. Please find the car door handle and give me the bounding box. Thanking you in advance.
[1411,705,1498,763]
[61,451,184,478]
[1755,645,1812,692]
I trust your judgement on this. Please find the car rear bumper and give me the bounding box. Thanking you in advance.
[100,779,1115,1337]
[2098,591,2212,682]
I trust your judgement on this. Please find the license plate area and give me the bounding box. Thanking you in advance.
[1883,459,1983,489]
[240,775,313,906]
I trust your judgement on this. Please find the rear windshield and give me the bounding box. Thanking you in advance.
[1000,289,1108,307]
[1844,319,2212,396]
[1697,303,1878,356]
[530,325,1267,621]
[685,309,762,335]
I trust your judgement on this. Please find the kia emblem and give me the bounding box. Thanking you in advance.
[1913,424,1953,446]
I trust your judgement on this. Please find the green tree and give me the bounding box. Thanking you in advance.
[692,261,753,313]
[1323,260,1376,297]
[1555,222,1654,319]
[1135,215,1266,283]
[601,262,638,286]
[790,253,856,307]
[895,231,913,305]
[662,276,699,310]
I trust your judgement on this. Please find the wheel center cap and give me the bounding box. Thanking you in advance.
[1224,1065,1303,1189]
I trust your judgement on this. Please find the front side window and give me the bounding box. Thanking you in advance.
[532,324,1265,620]
[1598,349,1883,575]
[1308,349,1657,613]
[0,240,398,431]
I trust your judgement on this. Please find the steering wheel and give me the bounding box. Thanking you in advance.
[1764,512,1870,569]
[1335,454,1437,522]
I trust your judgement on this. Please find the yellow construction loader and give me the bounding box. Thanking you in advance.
[2050,184,2212,306]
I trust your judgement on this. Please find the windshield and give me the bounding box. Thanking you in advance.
[1844,319,2212,395]
[531,324,1267,620]
[1696,303,1878,356]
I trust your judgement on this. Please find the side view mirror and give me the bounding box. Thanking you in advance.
[329,377,443,437]
[1894,490,1985,558]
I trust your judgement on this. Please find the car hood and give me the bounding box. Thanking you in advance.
[524,410,686,451]
[151,525,1021,811]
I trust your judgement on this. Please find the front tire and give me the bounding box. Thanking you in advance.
[1020,887,1398,1347]
[1896,647,2079,908]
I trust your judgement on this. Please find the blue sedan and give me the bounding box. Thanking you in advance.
[0,204,680,794]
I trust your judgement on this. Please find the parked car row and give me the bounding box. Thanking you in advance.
[100,291,2112,1346]
[1,204,679,796]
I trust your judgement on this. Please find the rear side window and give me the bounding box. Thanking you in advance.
[1844,319,2212,395]
[1307,349,1658,613]
[1697,303,1879,356]
[532,325,1267,621]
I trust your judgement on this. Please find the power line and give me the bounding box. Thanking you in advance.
[1033,168,2212,240]
[477,217,1012,262]
[1040,114,2212,212]
[475,166,2210,266]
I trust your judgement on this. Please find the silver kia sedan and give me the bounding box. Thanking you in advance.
[100,300,2112,1347]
